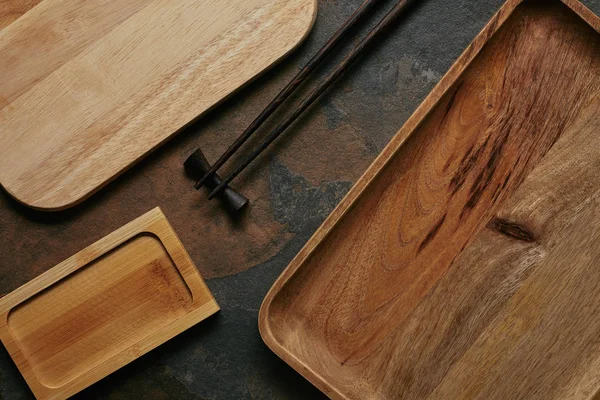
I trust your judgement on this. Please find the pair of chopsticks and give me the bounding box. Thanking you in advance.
[196,0,417,199]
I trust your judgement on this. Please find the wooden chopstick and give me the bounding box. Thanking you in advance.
[208,0,418,200]
[194,0,383,190]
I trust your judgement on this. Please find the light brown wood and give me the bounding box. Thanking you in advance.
[259,0,600,399]
[0,0,317,211]
[0,0,156,108]
[0,207,219,400]
[0,0,40,29]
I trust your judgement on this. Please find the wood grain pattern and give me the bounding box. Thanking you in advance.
[0,0,155,108]
[0,0,39,29]
[259,0,600,398]
[0,0,317,211]
[0,207,219,400]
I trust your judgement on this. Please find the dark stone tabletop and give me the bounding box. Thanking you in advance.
[1,0,599,398]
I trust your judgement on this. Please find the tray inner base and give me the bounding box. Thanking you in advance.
[7,234,192,388]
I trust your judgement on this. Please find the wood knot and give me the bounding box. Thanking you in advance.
[488,218,536,243]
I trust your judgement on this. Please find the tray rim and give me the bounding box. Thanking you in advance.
[258,0,600,398]
[0,207,219,399]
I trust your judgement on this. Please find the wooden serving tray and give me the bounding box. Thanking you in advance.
[259,0,600,399]
[0,0,316,211]
[0,207,219,400]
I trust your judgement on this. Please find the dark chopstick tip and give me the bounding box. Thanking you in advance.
[194,179,204,190]
[207,186,222,200]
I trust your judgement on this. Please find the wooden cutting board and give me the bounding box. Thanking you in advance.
[0,207,219,400]
[260,0,600,399]
[0,0,159,107]
[0,0,317,210]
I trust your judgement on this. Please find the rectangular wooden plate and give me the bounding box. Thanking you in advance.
[0,207,219,400]
[259,0,600,399]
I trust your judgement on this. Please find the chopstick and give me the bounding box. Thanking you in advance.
[208,0,418,200]
[194,0,383,190]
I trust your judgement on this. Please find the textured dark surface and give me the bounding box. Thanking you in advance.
[1,0,599,398]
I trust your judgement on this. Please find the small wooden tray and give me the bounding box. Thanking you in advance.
[260,0,600,399]
[0,207,219,400]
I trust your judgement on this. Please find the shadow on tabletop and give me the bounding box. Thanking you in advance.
[0,313,324,399]
[0,10,316,226]
[73,313,325,400]
[0,0,424,227]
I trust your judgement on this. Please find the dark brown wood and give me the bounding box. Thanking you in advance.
[193,0,383,190]
[259,0,600,398]
[207,0,418,199]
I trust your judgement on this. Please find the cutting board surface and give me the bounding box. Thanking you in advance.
[0,0,317,210]
[0,0,40,29]
[0,207,219,400]
[0,0,156,107]
[260,0,600,399]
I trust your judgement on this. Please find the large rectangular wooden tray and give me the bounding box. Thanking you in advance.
[259,0,600,398]
[0,207,219,400]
